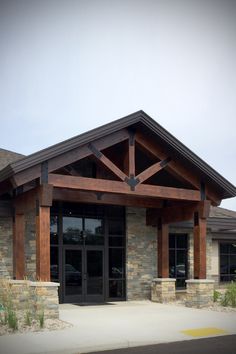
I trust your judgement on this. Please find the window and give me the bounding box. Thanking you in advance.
[169,234,188,289]
[220,243,236,282]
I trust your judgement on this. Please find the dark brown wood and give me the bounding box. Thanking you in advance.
[146,202,198,225]
[53,188,164,208]
[157,220,169,278]
[13,213,25,279]
[36,206,50,281]
[135,132,221,205]
[129,132,135,177]
[49,174,201,201]
[11,129,130,188]
[39,184,53,207]
[136,158,171,184]
[89,143,128,181]
[193,212,207,279]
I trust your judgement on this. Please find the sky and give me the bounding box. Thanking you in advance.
[0,0,235,210]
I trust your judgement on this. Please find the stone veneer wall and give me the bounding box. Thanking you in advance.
[0,217,13,278]
[25,210,36,279]
[126,207,157,300]
[0,279,59,319]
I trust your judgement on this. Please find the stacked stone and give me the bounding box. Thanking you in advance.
[0,217,13,278]
[185,279,215,308]
[151,278,176,303]
[0,279,59,320]
[126,207,157,300]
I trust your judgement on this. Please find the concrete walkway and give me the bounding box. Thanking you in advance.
[0,301,236,354]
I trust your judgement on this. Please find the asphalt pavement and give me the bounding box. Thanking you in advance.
[89,335,236,354]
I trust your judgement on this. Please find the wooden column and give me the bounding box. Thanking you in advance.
[193,212,207,279]
[36,205,51,281]
[13,212,25,279]
[157,219,169,278]
[36,184,53,281]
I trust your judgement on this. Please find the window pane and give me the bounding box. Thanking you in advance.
[109,248,124,278]
[109,237,124,247]
[50,216,58,245]
[176,235,187,249]
[108,219,124,236]
[50,247,59,282]
[169,250,175,278]
[230,256,236,275]
[109,280,124,298]
[169,234,175,249]
[85,218,104,245]
[65,249,82,296]
[177,251,187,277]
[220,243,229,254]
[220,255,228,274]
[86,250,103,295]
[230,244,236,254]
[63,217,83,244]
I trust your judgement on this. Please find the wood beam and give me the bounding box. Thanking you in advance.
[36,205,50,281]
[193,212,207,279]
[49,174,201,201]
[135,132,221,205]
[136,157,171,184]
[88,143,128,181]
[53,188,164,208]
[13,213,25,279]
[128,131,135,177]
[157,220,169,278]
[11,129,130,188]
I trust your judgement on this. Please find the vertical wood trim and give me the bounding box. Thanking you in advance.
[193,212,207,279]
[36,206,50,281]
[157,220,169,278]
[13,213,25,279]
[129,133,135,177]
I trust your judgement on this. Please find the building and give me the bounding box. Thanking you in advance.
[0,111,236,307]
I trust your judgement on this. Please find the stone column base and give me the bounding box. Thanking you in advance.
[151,278,176,303]
[185,279,215,308]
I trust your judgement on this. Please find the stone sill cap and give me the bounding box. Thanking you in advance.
[152,278,176,282]
[8,280,60,287]
[186,279,215,284]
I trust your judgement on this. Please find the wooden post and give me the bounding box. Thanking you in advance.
[13,213,25,279]
[36,184,53,281]
[36,205,51,281]
[157,219,169,278]
[193,212,207,279]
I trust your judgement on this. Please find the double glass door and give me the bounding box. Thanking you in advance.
[63,215,104,303]
[64,247,104,303]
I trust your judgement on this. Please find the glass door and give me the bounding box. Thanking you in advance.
[85,249,104,302]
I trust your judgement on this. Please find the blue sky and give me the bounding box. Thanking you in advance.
[0,0,235,209]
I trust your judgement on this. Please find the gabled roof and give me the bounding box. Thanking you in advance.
[0,110,235,199]
[0,148,25,171]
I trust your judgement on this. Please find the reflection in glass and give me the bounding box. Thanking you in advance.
[50,247,59,282]
[109,280,124,298]
[220,243,236,283]
[109,249,124,279]
[65,250,82,296]
[63,217,83,244]
[87,250,103,295]
[85,218,104,245]
[108,219,124,236]
[50,216,58,245]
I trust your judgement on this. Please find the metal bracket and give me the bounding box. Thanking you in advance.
[125,175,140,191]
[88,143,102,159]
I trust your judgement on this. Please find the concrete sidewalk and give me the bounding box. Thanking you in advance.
[0,301,236,354]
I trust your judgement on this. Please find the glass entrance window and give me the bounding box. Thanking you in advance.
[63,217,83,244]
[220,243,236,282]
[169,234,188,289]
[65,249,82,296]
[84,218,104,245]
[86,250,103,295]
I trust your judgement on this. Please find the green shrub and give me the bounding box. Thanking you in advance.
[7,309,18,331]
[38,310,44,328]
[213,290,221,303]
[221,282,236,307]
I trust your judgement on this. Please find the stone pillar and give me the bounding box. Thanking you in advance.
[30,281,60,319]
[151,278,176,303]
[185,279,215,308]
